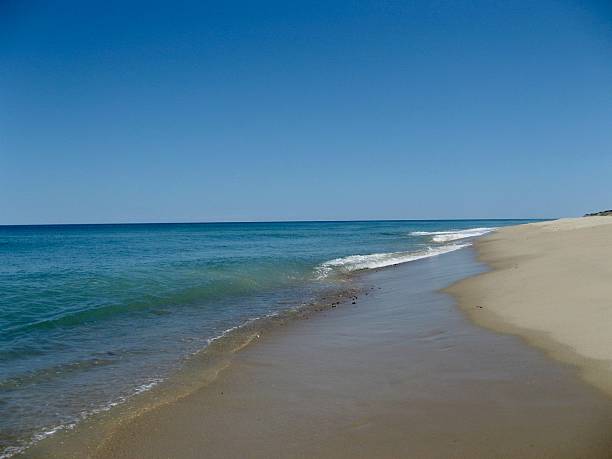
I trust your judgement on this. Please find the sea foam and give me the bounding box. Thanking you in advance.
[315,243,470,279]
[410,227,497,243]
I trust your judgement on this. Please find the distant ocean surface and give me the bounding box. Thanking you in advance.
[0,220,535,456]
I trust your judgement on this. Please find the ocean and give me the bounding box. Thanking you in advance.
[0,219,534,457]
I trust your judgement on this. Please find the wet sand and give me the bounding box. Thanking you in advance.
[28,248,612,458]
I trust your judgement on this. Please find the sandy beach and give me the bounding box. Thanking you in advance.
[26,243,612,458]
[448,216,612,396]
[6,0,612,456]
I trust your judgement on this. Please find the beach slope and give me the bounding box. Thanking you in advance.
[447,216,612,395]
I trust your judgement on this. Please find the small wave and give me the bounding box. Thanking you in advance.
[0,377,163,459]
[315,243,469,279]
[410,227,497,242]
[3,277,279,338]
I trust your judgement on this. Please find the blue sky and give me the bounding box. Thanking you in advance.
[1,1,611,224]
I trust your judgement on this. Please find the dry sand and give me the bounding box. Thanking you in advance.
[447,216,612,396]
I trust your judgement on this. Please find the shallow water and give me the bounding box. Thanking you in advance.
[0,220,531,456]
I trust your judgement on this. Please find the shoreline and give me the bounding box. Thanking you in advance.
[24,245,612,458]
[1,220,530,458]
[446,217,612,397]
[4,226,485,458]
[12,282,364,459]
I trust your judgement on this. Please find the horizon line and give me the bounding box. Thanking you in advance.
[0,217,554,228]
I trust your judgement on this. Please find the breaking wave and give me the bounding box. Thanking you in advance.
[315,243,470,279]
[410,227,497,243]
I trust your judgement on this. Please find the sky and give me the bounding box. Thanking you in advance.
[1,0,611,224]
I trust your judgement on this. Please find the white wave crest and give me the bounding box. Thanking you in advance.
[315,243,469,279]
[410,227,497,243]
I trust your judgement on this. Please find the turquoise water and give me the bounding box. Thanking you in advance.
[0,220,534,456]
